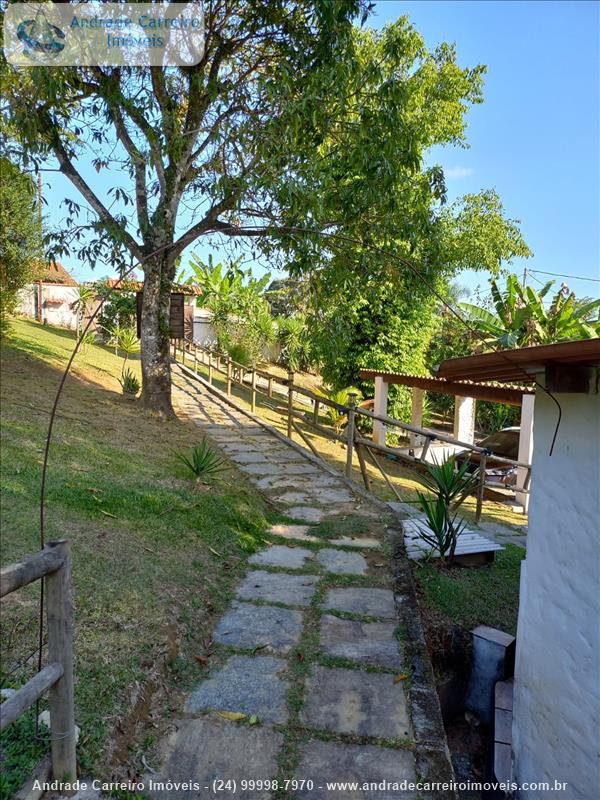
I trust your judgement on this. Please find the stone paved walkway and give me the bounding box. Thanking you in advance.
[145,366,423,799]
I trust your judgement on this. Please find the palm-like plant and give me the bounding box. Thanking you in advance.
[116,327,139,369]
[72,284,96,337]
[415,455,478,563]
[318,386,363,434]
[460,273,599,349]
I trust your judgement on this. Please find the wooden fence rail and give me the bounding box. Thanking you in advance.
[0,540,76,791]
[174,339,532,521]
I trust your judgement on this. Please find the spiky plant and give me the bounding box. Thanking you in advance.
[414,454,479,563]
[119,368,140,397]
[176,441,226,482]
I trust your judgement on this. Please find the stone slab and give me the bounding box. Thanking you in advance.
[331,536,381,550]
[316,549,368,575]
[294,740,416,799]
[214,602,302,654]
[237,571,319,607]
[287,506,324,523]
[320,615,402,668]
[311,489,355,503]
[149,717,283,799]
[271,491,315,505]
[185,655,289,723]
[239,462,280,475]
[300,666,412,739]
[323,588,396,619]
[268,524,319,543]
[230,452,271,464]
[249,545,316,570]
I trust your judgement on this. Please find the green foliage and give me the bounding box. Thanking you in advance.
[116,327,139,362]
[475,401,520,435]
[188,255,274,366]
[460,273,600,348]
[0,706,50,800]
[0,158,42,332]
[311,279,436,420]
[176,441,226,481]
[72,284,96,336]
[415,455,478,562]
[96,279,137,333]
[318,386,363,434]
[119,368,140,396]
[265,277,312,317]
[276,314,313,372]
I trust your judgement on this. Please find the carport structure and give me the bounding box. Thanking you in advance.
[359,369,535,512]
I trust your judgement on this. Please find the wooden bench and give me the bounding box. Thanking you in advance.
[402,517,503,565]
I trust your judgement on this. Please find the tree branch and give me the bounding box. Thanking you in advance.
[45,116,143,261]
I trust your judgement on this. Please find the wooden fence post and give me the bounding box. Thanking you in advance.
[345,393,357,478]
[193,346,198,374]
[313,398,320,425]
[287,371,295,439]
[475,453,487,522]
[181,340,186,365]
[208,354,213,385]
[251,370,257,413]
[45,540,77,790]
[226,357,232,396]
[267,376,273,399]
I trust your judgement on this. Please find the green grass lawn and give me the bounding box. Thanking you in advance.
[412,544,525,636]
[1,319,277,794]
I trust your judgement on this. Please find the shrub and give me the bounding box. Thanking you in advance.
[119,368,140,396]
[176,441,226,481]
[276,314,312,372]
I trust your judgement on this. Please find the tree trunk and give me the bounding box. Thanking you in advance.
[139,255,175,418]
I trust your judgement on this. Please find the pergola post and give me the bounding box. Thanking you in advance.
[454,396,476,444]
[373,376,389,446]
[410,388,424,447]
[516,393,535,513]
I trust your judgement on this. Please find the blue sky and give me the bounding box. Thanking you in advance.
[45,0,599,299]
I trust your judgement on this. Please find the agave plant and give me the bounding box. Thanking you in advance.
[176,441,225,481]
[414,455,479,563]
[415,496,468,563]
[119,368,140,397]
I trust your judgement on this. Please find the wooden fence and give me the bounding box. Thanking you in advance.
[173,340,532,521]
[0,540,76,787]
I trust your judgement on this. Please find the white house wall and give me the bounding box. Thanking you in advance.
[16,284,79,330]
[512,385,600,798]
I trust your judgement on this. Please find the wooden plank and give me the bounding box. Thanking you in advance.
[0,663,63,731]
[45,540,77,784]
[1,548,65,597]
[169,293,185,339]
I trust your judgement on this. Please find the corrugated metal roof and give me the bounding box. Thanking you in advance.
[436,339,600,383]
[358,369,533,406]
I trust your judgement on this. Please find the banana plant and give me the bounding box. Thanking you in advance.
[460,273,599,349]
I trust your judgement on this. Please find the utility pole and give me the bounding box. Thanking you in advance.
[522,266,528,288]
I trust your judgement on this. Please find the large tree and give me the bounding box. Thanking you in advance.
[0,157,42,332]
[2,2,527,415]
